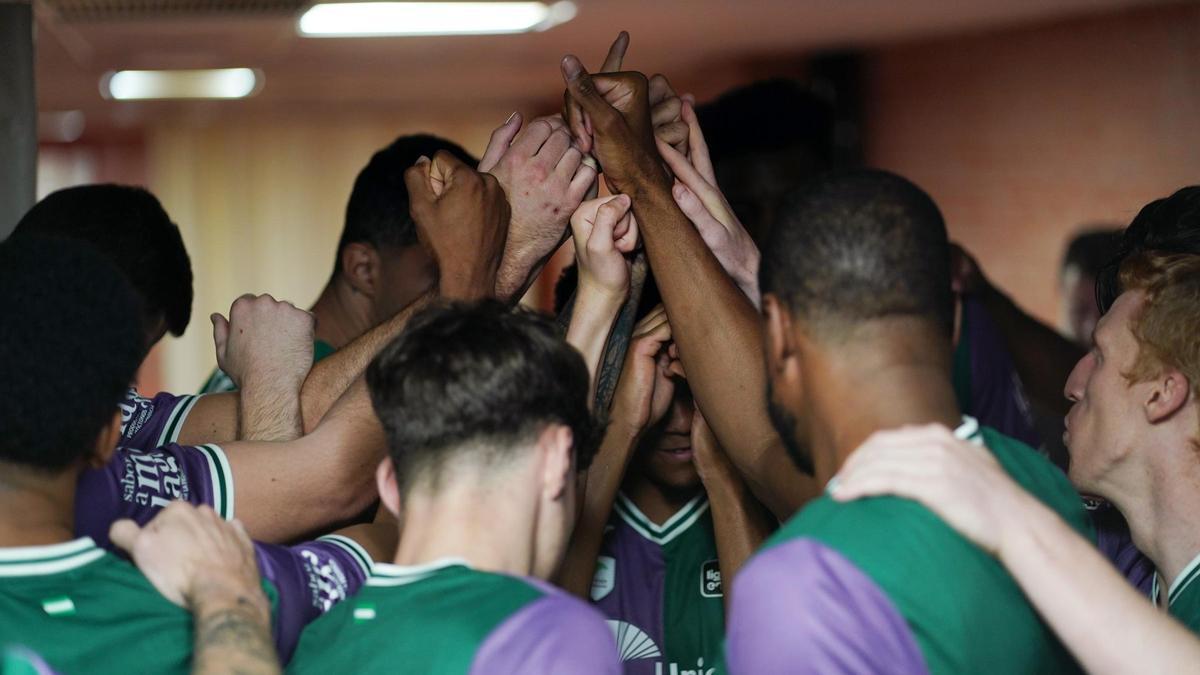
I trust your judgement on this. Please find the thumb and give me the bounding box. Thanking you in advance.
[211,313,230,363]
[478,112,522,173]
[562,55,617,125]
[404,156,437,225]
[673,183,717,234]
[108,519,142,555]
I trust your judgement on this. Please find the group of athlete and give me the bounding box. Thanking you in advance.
[3,31,1200,675]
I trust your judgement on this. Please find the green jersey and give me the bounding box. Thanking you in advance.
[726,418,1092,674]
[288,558,619,674]
[200,339,335,393]
[591,493,724,674]
[0,538,196,674]
[1151,553,1200,633]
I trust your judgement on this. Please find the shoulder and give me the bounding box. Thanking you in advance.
[470,578,619,675]
[727,538,927,675]
[980,427,1091,536]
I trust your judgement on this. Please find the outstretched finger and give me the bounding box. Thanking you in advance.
[599,31,630,73]
[681,101,717,185]
[478,112,522,172]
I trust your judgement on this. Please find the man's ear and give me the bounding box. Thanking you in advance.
[340,242,382,299]
[87,410,123,469]
[538,425,574,503]
[376,458,402,519]
[1145,368,1192,425]
[764,294,796,376]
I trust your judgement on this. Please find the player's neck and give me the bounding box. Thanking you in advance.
[811,363,961,488]
[0,462,79,548]
[310,279,374,350]
[622,471,702,526]
[393,481,536,577]
[1121,445,1200,591]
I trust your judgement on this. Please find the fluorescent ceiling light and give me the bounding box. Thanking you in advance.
[102,68,261,100]
[298,1,577,37]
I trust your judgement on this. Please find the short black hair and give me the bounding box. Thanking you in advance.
[1097,186,1200,312]
[367,300,602,492]
[1062,227,1122,278]
[338,134,477,271]
[760,168,953,336]
[13,184,193,338]
[695,78,835,168]
[0,236,145,472]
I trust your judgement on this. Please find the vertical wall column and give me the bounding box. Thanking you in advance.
[0,0,36,238]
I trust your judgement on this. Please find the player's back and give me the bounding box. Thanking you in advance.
[288,560,619,675]
[726,419,1091,674]
[0,538,193,675]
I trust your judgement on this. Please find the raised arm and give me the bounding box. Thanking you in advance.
[558,307,678,596]
[832,425,1200,675]
[952,244,1084,417]
[560,54,814,519]
[691,412,776,609]
[565,194,638,401]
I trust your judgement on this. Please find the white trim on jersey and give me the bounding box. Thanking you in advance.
[368,557,472,587]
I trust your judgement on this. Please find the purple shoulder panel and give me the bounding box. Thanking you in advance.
[962,298,1042,449]
[726,538,928,675]
[1090,505,1155,595]
[470,584,620,675]
[75,443,232,551]
[255,535,374,663]
[118,388,200,451]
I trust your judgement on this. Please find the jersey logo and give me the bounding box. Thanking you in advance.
[118,389,153,439]
[591,556,616,601]
[606,620,661,661]
[700,559,723,598]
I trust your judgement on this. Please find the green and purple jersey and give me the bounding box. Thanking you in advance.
[0,538,236,673]
[288,559,619,674]
[117,388,200,451]
[591,494,724,674]
[1151,553,1200,634]
[726,418,1091,674]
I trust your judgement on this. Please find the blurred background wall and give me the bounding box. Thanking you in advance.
[25,0,1200,394]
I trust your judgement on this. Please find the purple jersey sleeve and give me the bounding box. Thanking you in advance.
[726,539,928,675]
[74,443,235,551]
[255,535,374,663]
[118,388,202,451]
[470,583,620,675]
[961,298,1043,449]
[1090,503,1155,595]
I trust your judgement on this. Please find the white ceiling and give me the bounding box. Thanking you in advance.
[34,0,1170,139]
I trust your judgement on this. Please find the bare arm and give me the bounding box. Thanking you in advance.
[177,393,240,446]
[561,57,816,519]
[692,413,775,610]
[952,245,1083,417]
[565,194,639,401]
[833,424,1200,675]
[223,378,385,544]
[298,292,432,433]
[191,589,279,675]
[558,308,676,596]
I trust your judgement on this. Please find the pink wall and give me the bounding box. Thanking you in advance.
[865,2,1200,325]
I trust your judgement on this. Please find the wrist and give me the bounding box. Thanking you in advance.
[189,577,270,621]
[576,279,627,311]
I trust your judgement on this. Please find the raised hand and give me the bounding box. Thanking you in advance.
[405,150,510,300]
[479,114,597,301]
[212,293,314,392]
[609,306,682,438]
[560,55,669,197]
[649,74,688,154]
[571,194,639,301]
[656,101,761,307]
[563,31,630,156]
[830,424,1019,556]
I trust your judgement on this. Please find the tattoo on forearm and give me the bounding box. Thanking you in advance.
[594,254,648,412]
[193,599,280,675]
